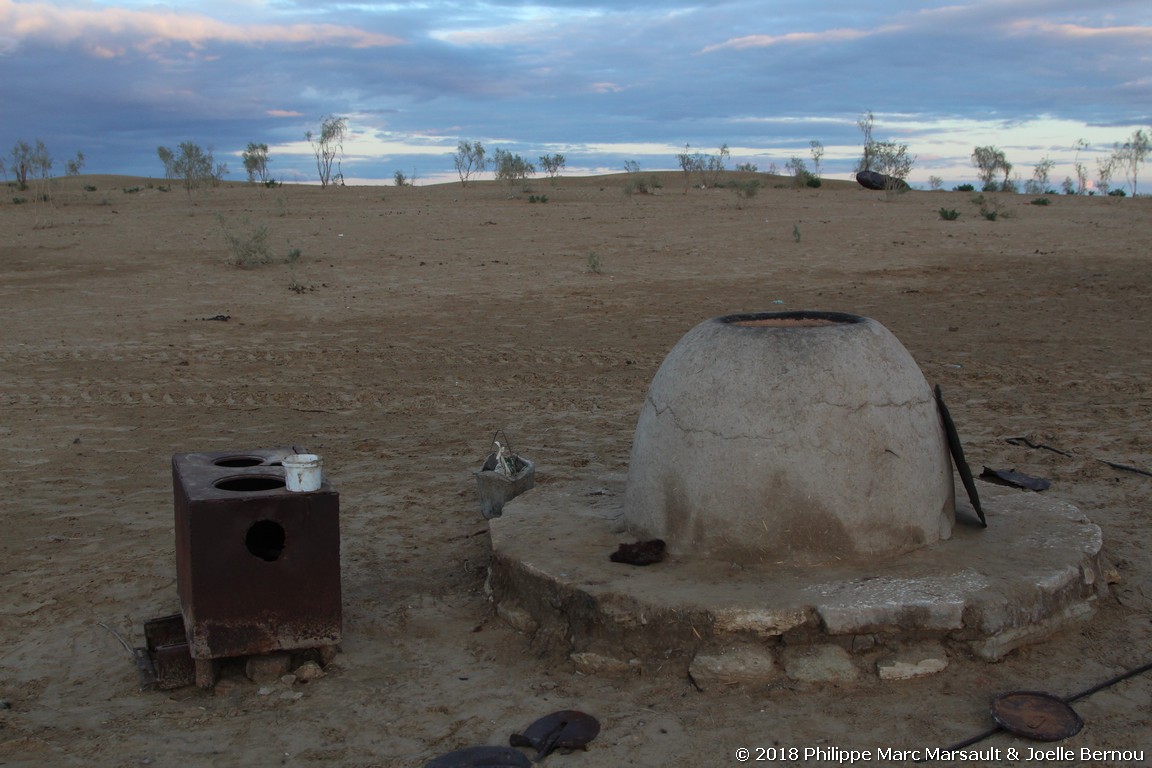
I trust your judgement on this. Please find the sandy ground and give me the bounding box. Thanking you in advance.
[1,173,1150,767]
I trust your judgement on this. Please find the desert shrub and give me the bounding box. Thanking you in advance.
[586,251,603,274]
[939,208,960,220]
[1108,188,1127,197]
[805,175,822,188]
[219,216,272,266]
[732,178,760,198]
[953,183,975,192]
[12,196,27,204]
[728,178,761,201]
[623,161,661,196]
[1030,197,1051,206]
[528,194,549,203]
[971,193,1008,221]
[83,184,97,192]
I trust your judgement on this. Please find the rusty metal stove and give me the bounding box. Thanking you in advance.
[171,447,341,686]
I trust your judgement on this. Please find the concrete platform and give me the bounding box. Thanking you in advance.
[486,476,1108,684]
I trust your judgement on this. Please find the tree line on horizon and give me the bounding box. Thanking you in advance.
[3,112,1150,198]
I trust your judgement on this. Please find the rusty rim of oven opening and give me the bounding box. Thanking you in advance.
[719,310,865,328]
[990,691,1084,741]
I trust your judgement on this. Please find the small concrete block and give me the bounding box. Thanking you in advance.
[970,601,1096,661]
[689,645,780,687]
[570,651,639,676]
[713,607,812,638]
[245,653,292,684]
[781,644,859,683]
[877,644,949,680]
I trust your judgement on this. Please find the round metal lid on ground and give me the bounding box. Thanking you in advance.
[990,691,1084,741]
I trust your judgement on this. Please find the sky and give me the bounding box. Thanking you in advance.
[2,0,1151,188]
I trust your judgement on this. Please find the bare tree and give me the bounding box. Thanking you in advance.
[157,146,175,179]
[7,139,52,191]
[1095,155,1116,195]
[539,153,566,183]
[856,110,876,172]
[676,144,700,193]
[452,140,487,187]
[492,148,535,192]
[1072,139,1090,194]
[1112,128,1150,195]
[1025,157,1056,195]
[242,142,271,184]
[972,146,1011,191]
[698,144,730,188]
[873,140,914,197]
[65,151,85,177]
[306,115,347,188]
[784,156,810,187]
[157,142,225,196]
[809,140,824,178]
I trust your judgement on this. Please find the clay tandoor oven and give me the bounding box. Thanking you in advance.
[624,311,954,565]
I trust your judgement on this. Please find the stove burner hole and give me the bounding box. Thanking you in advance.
[246,520,286,562]
[214,476,285,492]
[214,456,265,467]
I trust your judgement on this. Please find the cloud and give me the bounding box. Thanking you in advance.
[702,26,890,53]
[0,0,403,59]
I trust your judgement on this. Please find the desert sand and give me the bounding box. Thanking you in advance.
[1,173,1150,767]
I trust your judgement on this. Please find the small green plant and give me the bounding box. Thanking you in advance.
[285,248,301,263]
[122,186,142,194]
[83,184,97,192]
[805,175,822,188]
[938,208,960,220]
[219,215,273,266]
[288,277,315,294]
[728,178,761,205]
[157,185,170,193]
[1030,197,1051,206]
[586,251,603,274]
[792,223,801,242]
[970,193,1007,220]
[12,196,28,204]
[953,183,975,192]
[528,194,549,203]
[624,176,661,196]
[1108,188,1127,197]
